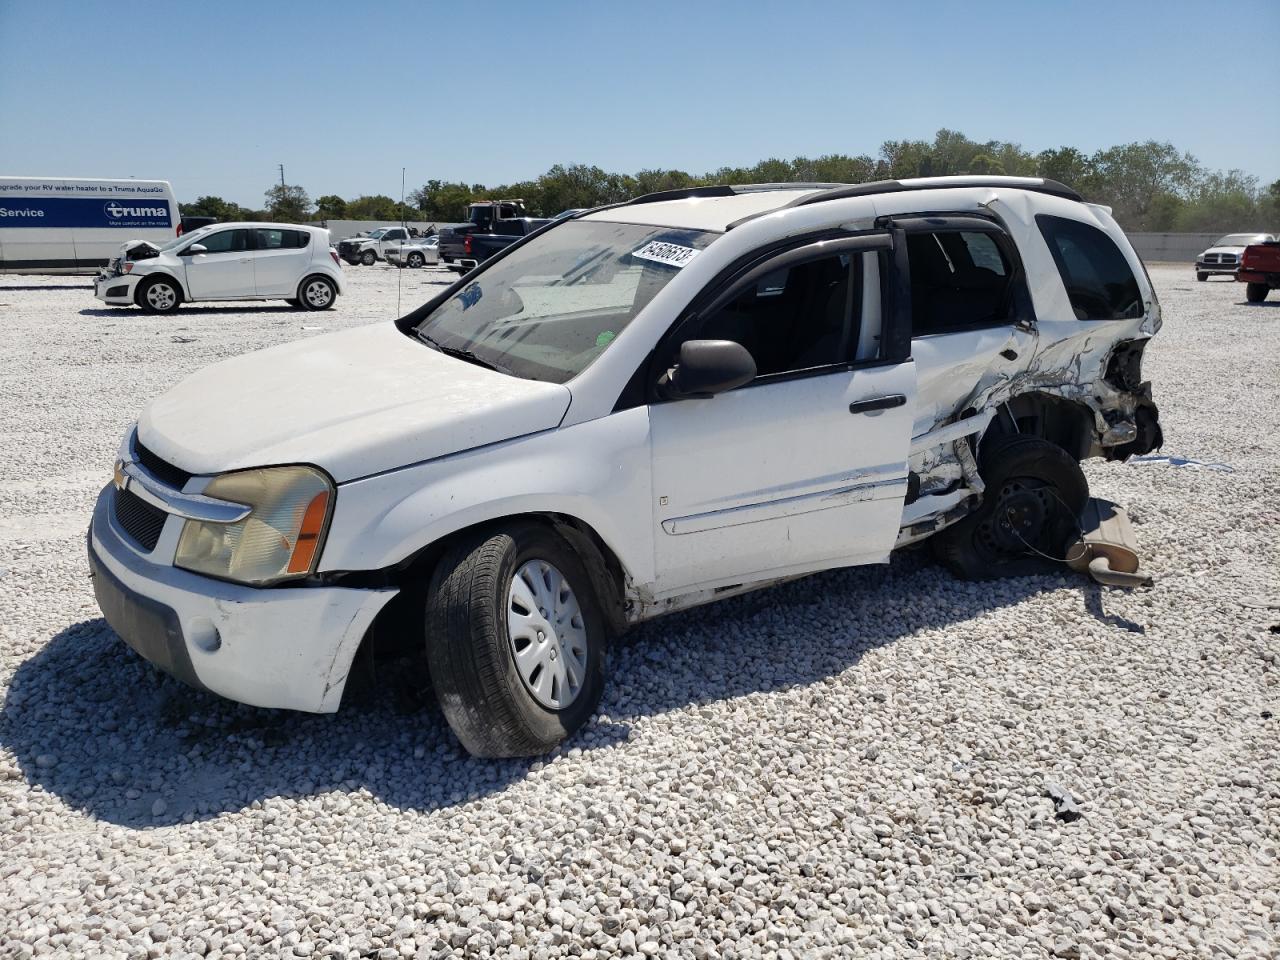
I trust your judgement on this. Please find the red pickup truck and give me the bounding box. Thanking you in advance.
[1238,241,1280,302]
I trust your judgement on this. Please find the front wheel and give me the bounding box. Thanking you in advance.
[137,276,181,314]
[425,523,608,757]
[298,275,336,310]
[360,250,376,266]
[933,436,1088,581]
[1196,272,1207,282]
[1246,282,1269,303]
[407,252,425,268]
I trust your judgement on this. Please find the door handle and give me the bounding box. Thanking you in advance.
[238,258,252,263]
[849,394,907,415]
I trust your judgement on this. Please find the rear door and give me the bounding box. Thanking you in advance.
[647,232,917,594]
[885,215,1037,436]
[251,228,311,296]
[180,228,253,299]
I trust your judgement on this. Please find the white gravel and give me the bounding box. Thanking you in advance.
[0,264,1277,959]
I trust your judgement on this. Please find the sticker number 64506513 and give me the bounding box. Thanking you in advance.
[630,240,700,269]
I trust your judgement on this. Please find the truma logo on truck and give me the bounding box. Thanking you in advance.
[103,200,170,226]
[0,198,172,228]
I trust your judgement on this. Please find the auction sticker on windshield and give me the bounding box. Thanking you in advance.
[631,240,701,269]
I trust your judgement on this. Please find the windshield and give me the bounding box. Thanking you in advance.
[1215,234,1268,247]
[412,220,717,383]
[159,226,213,252]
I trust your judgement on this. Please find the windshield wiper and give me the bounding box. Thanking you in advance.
[419,332,512,375]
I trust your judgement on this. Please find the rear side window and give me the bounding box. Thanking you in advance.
[906,230,1018,335]
[254,229,310,249]
[1036,215,1143,320]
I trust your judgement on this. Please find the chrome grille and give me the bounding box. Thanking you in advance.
[112,486,167,551]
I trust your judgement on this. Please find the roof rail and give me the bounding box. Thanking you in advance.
[626,185,737,205]
[783,176,1083,208]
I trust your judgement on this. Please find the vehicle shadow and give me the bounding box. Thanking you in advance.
[0,551,1065,828]
[1,284,89,291]
[78,305,298,317]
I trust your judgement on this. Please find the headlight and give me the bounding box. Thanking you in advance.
[175,465,333,585]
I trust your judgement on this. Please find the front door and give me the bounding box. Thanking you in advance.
[181,228,253,299]
[648,237,916,595]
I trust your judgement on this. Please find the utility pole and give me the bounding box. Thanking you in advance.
[278,164,286,188]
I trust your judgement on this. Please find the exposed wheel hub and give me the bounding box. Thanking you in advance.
[979,479,1053,556]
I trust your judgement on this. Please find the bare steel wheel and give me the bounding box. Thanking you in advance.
[507,559,589,709]
[299,275,336,310]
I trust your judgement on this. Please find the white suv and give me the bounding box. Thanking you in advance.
[88,177,1164,756]
[94,222,344,313]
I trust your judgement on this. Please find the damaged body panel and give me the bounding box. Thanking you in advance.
[90,177,1162,744]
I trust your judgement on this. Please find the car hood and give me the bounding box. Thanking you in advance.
[1201,245,1245,256]
[137,323,572,483]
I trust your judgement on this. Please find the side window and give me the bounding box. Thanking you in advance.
[254,229,286,250]
[1036,215,1143,320]
[289,230,310,248]
[690,253,861,378]
[195,230,247,254]
[906,230,1016,335]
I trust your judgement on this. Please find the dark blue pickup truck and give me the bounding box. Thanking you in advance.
[438,200,548,273]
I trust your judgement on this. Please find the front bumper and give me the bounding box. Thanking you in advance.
[95,273,140,305]
[88,483,397,713]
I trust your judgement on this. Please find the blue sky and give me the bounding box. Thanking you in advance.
[2,0,1276,206]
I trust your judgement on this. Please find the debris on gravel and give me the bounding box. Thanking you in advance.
[0,265,1277,958]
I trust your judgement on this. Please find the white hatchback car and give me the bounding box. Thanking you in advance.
[89,176,1164,757]
[94,222,344,313]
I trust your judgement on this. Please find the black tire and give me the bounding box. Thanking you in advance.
[933,436,1088,581]
[136,276,182,314]
[360,250,376,266]
[425,522,608,758]
[297,275,337,311]
[1246,283,1269,303]
[407,252,425,269]
[1196,272,1207,282]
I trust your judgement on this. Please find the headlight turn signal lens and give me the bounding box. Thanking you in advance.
[174,465,333,585]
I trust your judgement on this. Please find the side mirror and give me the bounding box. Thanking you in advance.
[660,339,756,400]
[184,243,207,255]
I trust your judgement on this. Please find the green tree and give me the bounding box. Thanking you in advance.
[1087,142,1200,231]
[314,194,347,219]
[179,195,252,221]
[1036,147,1095,195]
[263,183,312,222]
[343,194,401,221]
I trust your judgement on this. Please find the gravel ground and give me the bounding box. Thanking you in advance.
[0,264,1277,959]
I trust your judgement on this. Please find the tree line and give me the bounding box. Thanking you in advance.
[181,129,1280,233]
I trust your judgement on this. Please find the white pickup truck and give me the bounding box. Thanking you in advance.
[335,226,413,266]
[89,176,1163,757]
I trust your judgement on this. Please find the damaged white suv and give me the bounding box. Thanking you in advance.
[89,176,1163,757]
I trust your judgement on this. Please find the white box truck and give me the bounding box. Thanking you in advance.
[0,177,180,275]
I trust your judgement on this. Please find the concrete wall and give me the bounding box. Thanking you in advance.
[1127,233,1223,263]
[316,219,467,241]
